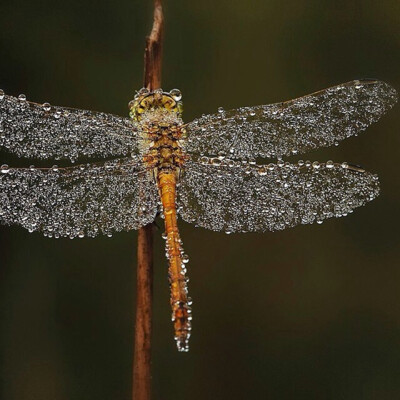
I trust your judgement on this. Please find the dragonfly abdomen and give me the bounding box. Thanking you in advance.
[157,170,192,352]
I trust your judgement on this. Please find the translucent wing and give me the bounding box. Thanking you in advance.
[177,157,379,233]
[0,157,158,238]
[185,80,397,159]
[0,91,138,162]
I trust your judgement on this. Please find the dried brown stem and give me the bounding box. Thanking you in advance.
[133,1,164,400]
[133,224,154,400]
[144,0,164,91]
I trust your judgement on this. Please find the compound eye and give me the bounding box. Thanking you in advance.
[137,105,145,115]
[170,89,182,101]
[162,96,173,105]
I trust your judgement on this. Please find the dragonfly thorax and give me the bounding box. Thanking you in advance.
[141,122,188,171]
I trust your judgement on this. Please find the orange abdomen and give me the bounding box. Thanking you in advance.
[157,169,191,352]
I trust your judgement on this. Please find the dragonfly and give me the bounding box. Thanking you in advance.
[0,80,397,352]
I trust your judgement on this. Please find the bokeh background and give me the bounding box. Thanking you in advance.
[0,1,399,399]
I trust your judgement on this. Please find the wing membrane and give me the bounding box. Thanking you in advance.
[185,80,397,159]
[177,158,379,233]
[0,157,158,238]
[0,92,138,161]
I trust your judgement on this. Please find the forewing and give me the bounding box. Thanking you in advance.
[0,157,158,238]
[0,91,138,162]
[185,80,397,159]
[177,158,379,233]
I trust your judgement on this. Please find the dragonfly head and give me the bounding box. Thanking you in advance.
[129,88,183,121]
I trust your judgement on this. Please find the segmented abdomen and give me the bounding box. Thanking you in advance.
[157,170,192,352]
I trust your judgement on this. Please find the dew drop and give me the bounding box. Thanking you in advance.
[170,88,182,101]
[312,161,320,169]
[258,167,267,176]
[42,102,51,112]
[199,156,209,164]
[137,87,150,97]
[326,160,334,169]
[1,164,10,174]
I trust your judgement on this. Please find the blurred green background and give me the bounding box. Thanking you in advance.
[0,1,399,399]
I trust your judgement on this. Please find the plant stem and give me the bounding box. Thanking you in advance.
[133,1,164,400]
[133,224,154,400]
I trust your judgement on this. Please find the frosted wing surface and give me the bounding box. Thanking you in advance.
[177,158,380,233]
[0,157,158,238]
[185,80,397,159]
[0,91,138,162]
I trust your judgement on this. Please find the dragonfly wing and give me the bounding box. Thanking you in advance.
[0,92,138,162]
[185,80,397,159]
[0,157,158,238]
[177,158,379,233]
